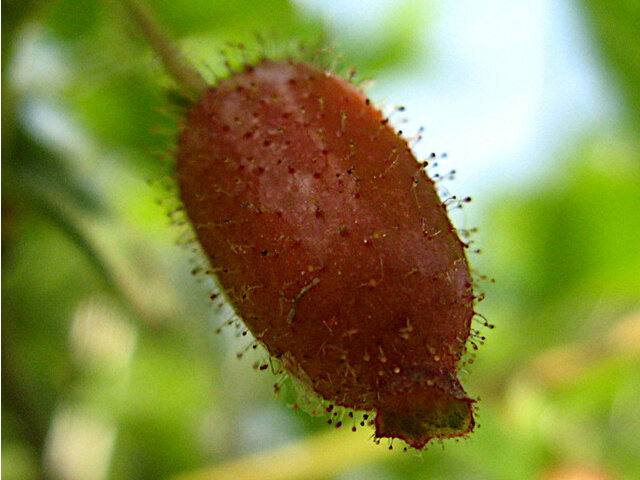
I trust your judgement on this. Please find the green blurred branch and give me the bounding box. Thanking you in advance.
[169,428,385,480]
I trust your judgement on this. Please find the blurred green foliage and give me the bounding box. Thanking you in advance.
[2,1,639,480]
[580,0,640,128]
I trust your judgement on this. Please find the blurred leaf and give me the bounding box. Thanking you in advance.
[5,127,106,215]
[580,0,640,128]
[44,0,100,39]
[338,0,432,76]
[484,133,640,345]
[146,0,317,38]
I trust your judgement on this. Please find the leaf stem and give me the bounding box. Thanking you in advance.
[123,0,209,100]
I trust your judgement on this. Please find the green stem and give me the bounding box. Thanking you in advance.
[123,0,209,100]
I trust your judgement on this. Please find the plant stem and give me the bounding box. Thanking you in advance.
[123,0,208,100]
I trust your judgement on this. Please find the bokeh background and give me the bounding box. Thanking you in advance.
[3,0,639,479]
